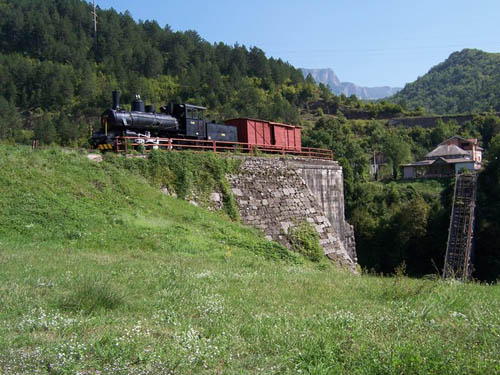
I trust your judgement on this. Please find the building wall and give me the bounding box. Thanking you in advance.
[441,137,482,164]
[403,166,415,179]
[455,162,476,174]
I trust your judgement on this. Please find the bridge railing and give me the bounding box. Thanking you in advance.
[112,136,333,160]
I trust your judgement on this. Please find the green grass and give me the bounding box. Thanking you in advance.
[56,275,126,314]
[0,145,499,374]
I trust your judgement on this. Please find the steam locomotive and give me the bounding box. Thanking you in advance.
[91,91,238,150]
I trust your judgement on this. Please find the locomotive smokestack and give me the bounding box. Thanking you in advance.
[112,90,120,110]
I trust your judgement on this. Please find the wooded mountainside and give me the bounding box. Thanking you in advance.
[0,0,429,146]
[0,0,322,144]
[391,49,500,114]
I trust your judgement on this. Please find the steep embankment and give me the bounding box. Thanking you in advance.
[0,146,499,374]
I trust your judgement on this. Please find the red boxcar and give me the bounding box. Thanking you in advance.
[270,122,302,152]
[224,118,302,152]
[224,118,272,146]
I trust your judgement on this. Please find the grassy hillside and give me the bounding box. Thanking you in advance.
[391,49,500,114]
[0,146,499,374]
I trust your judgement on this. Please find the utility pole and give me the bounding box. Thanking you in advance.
[92,0,98,38]
[92,0,98,59]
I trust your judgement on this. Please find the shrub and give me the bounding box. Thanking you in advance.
[287,221,323,262]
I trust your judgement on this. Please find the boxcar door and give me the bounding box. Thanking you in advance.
[273,126,286,149]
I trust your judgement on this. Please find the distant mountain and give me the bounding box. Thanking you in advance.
[391,49,500,114]
[301,68,402,100]
[301,68,341,88]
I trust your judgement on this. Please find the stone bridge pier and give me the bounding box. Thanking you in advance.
[227,157,357,270]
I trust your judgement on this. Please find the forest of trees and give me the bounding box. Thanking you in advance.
[0,0,327,145]
[0,0,430,147]
[303,114,500,279]
[391,49,500,114]
[476,134,500,281]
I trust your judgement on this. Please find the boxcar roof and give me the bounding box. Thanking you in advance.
[225,117,301,128]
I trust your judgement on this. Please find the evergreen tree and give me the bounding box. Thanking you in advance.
[0,96,22,140]
[34,114,57,145]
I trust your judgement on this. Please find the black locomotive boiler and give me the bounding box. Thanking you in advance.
[91,91,238,150]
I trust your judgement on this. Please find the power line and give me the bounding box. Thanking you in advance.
[268,42,500,56]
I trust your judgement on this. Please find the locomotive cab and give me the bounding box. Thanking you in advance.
[167,103,207,139]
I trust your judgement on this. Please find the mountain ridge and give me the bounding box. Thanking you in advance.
[301,68,402,100]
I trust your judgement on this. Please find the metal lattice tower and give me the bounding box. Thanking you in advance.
[443,173,477,280]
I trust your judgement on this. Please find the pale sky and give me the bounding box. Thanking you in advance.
[96,0,500,88]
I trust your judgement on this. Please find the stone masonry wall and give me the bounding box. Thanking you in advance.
[227,157,357,270]
[289,159,357,263]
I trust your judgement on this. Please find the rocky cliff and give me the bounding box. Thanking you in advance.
[301,68,401,100]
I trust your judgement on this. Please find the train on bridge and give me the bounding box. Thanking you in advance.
[90,91,331,159]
